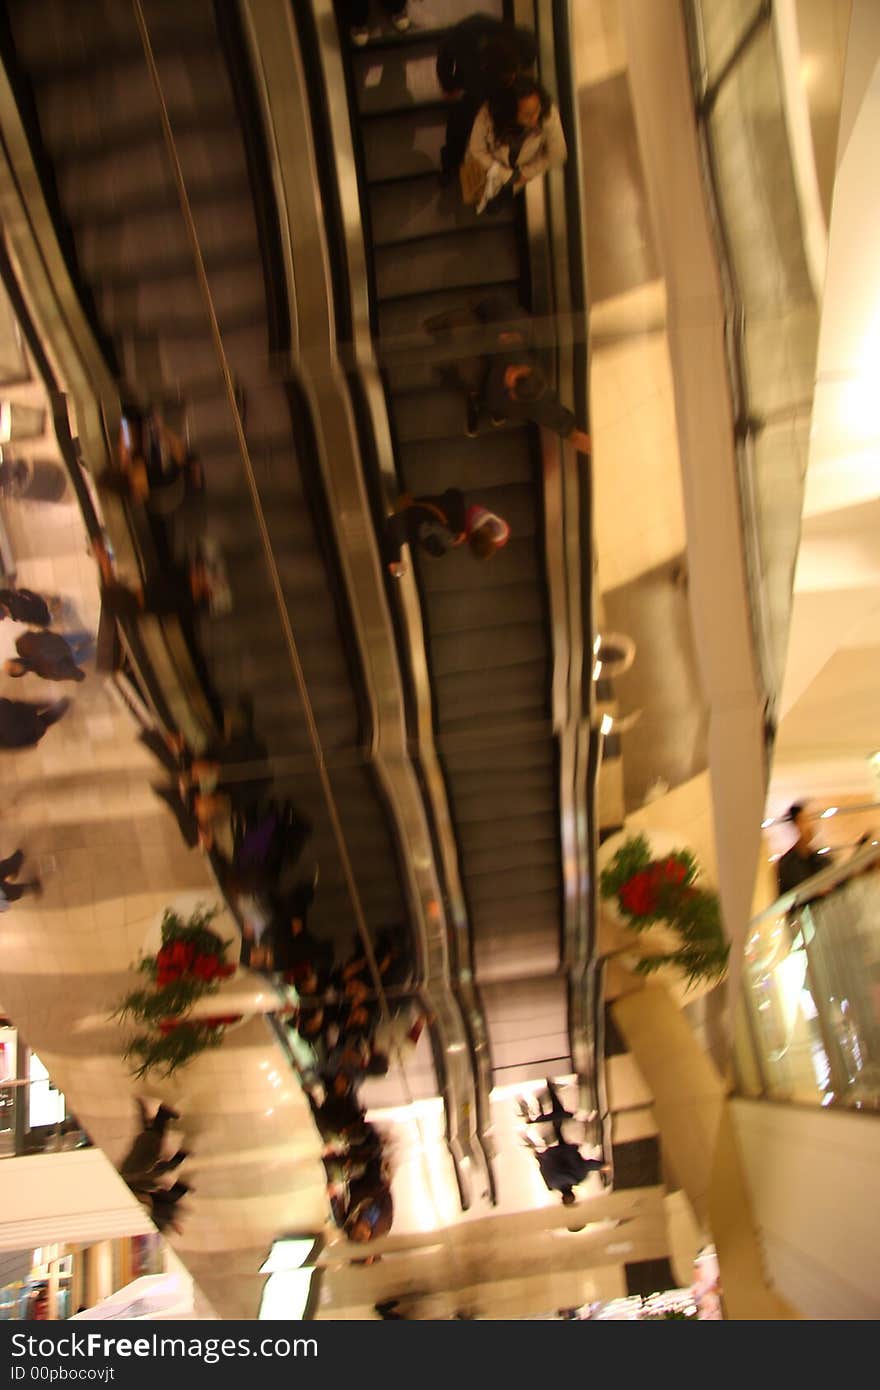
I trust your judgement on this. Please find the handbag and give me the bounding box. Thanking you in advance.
[459,153,486,207]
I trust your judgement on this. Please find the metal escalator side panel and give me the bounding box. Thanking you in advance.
[237,0,483,1200]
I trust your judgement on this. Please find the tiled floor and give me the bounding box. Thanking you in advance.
[1,483,329,1319]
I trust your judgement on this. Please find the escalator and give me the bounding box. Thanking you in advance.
[328,1,576,1084]
[1,0,411,946]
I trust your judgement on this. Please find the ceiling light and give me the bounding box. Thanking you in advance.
[761,817,773,829]
[820,807,838,819]
[817,846,831,855]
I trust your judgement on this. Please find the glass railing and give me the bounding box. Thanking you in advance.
[739,845,880,1110]
[686,0,821,717]
[0,1078,89,1159]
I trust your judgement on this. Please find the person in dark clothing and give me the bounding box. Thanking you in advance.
[92,535,216,621]
[119,1101,187,1189]
[0,588,53,627]
[525,1133,609,1205]
[423,295,591,450]
[248,879,332,984]
[436,15,536,179]
[518,1077,576,1144]
[120,1102,191,1233]
[776,802,832,896]
[0,697,70,749]
[99,413,203,517]
[0,848,41,907]
[310,1086,366,1143]
[338,1157,394,1241]
[5,630,86,683]
[384,488,510,577]
[148,1182,192,1235]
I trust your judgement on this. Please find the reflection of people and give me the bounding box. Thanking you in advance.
[776,803,832,895]
[518,1077,575,1144]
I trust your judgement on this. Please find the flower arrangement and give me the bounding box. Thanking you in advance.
[599,834,729,986]
[116,906,239,1077]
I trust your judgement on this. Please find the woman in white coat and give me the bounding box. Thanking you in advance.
[466,75,567,213]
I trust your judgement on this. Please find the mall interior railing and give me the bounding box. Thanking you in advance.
[684,0,821,729]
[738,840,880,1112]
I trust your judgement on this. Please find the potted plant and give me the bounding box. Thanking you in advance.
[115,906,239,1077]
[599,833,729,988]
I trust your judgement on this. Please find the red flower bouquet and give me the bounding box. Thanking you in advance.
[599,835,729,986]
[116,906,240,1076]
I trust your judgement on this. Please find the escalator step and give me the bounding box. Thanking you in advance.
[419,536,540,591]
[60,131,248,222]
[425,580,544,636]
[377,280,520,346]
[375,226,519,300]
[34,48,234,150]
[48,107,236,168]
[76,192,257,281]
[370,173,512,246]
[396,432,533,492]
[10,0,216,72]
[433,664,548,728]
[352,39,442,117]
[362,108,446,183]
[460,835,561,880]
[95,257,262,332]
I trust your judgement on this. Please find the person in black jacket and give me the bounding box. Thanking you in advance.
[0,697,70,750]
[5,630,86,683]
[776,802,832,896]
[0,588,53,627]
[524,1133,609,1205]
[436,15,536,179]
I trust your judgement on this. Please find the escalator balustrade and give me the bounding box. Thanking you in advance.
[4,0,409,949]
[338,4,572,1084]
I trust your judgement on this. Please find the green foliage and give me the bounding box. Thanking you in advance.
[599,833,652,899]
[114,978,216,1025]
[123,1022,226,1079]
[115,904,234,1078]
[601,837,729,987]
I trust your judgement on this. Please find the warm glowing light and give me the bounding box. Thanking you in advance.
[761,817,773,829]
[592,660,602,681]
[817,846,831,855]
[593,634,602,655]
[820,807,838,819]
[600,713,613,736]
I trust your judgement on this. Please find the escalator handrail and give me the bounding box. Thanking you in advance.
[301,0,499,1195]
[514,0,605,1134]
